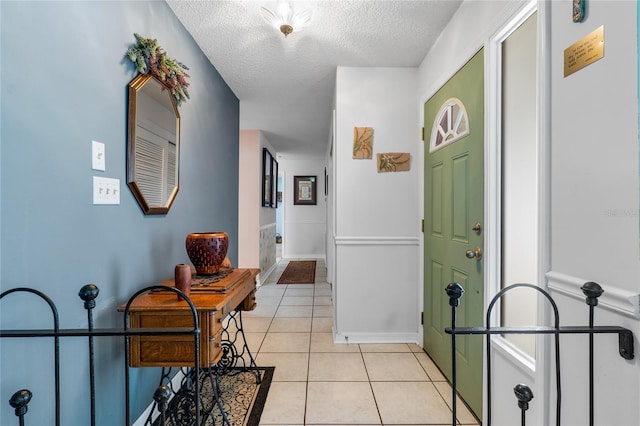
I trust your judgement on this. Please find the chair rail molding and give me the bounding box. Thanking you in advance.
[334,236,420,246]
[546,270,640,319]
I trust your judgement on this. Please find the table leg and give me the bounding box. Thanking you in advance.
[217,310,261,383]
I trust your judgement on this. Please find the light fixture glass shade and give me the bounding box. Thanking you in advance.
[261,1,312,37]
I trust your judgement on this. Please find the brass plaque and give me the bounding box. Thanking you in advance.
[564,26,604,77]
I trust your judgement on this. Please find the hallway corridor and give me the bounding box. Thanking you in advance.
[242,258,480,425]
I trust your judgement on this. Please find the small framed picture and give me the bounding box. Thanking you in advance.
[324,167,328,196]
[262,148,273,207]
[271,157,279,208]
[293,175,317,205]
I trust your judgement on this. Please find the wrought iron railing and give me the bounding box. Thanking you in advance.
[0,285,201,425]
[445,281,635,426]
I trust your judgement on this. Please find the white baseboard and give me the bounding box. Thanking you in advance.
[258,261,278,286]
[282,254,326,261]
[333,331,421,345]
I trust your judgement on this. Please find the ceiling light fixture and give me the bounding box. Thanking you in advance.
[261,1,312,38]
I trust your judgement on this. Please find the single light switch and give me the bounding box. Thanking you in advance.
[92,140,106,171]
[93,176,120,205]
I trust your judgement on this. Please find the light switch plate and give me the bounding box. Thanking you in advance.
[92,140,106,171]
[93,176,120,205]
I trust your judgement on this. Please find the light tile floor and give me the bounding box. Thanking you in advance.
[242,258,480,426]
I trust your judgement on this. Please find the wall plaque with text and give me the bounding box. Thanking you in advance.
[564,25,604,77]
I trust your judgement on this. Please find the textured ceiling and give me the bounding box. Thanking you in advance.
[167,0,463,155]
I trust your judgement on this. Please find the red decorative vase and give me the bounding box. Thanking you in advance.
[174,264,192,299]
[185,232,229,275]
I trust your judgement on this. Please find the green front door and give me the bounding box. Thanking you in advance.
[423,49,484,418]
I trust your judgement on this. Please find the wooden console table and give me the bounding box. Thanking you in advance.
[123,268,259,368]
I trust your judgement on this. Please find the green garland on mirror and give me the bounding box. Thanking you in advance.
[126,33,190,106]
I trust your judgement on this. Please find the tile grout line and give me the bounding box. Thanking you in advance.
[257,258,478,426]
[304,285,311,426]
[359,341,385,425]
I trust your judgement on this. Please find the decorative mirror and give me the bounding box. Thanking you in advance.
[127,74,180,215]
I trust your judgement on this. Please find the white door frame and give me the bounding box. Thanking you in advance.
[485,0,551,423]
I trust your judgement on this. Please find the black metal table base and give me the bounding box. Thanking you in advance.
[148,367,228,426]
[218,310,261,383]
[146,309,260,425]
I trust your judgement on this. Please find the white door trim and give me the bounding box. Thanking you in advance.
[485,0,550,423]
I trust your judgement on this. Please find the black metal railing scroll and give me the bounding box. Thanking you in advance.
[0,285,200,426]
[0,288,61,425]
[445,281,635,426]
[218,310,261,383]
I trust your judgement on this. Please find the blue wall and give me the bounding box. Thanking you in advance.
[1,1,239,424]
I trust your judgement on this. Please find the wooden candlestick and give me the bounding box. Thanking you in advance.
[174,264,192,300]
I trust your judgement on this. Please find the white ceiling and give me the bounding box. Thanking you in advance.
[167,0,463,156]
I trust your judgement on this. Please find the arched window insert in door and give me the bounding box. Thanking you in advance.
[429,98,470,152]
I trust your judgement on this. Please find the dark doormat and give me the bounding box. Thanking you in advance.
[277,260,316,284]
[153,367,274,426]
[219,367,274,426]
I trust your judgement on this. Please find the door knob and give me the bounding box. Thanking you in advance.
[465,248,482,261]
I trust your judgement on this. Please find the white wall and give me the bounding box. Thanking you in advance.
[238,130,278,282]
[278,153,327,259]
[547,1,640,424]
[419,0,640,424]
[239,130,261,268]
[333,67,420,343]
[326,112,336,284]
[549,1,639,289]
[418,1,527,101]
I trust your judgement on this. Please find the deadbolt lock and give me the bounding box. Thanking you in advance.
[472,222,482,234]
[465,247,483,261]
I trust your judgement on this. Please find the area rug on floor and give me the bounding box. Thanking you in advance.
[154,367,274,426]
[277,260,316,284]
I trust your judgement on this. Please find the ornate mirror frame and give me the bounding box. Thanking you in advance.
[127,74,181,215]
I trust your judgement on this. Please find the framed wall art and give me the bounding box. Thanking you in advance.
[262,148,273,207]
[293,175,317,205]
[377,152,411,173]
[324,167,328,196]
[353,126,373,159]
[271,156,278,208]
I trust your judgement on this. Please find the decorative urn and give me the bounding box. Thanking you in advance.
[185,232,229,275]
